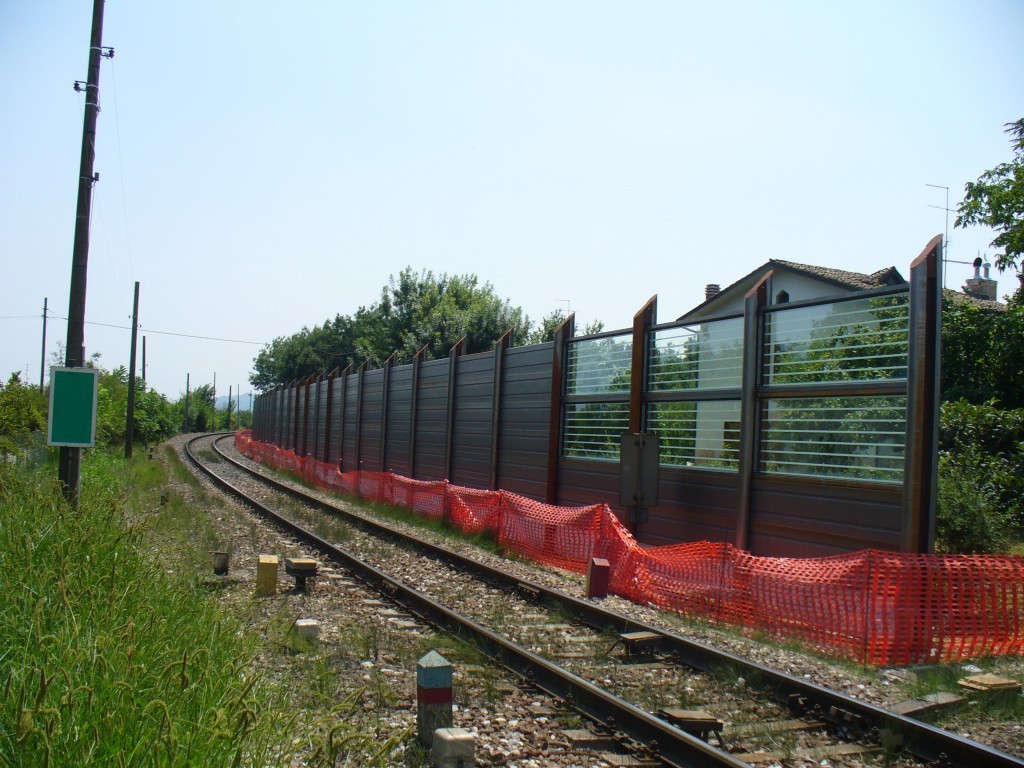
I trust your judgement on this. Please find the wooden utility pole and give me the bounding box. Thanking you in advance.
[184,373,191,433]
[125,281,140,458]
[39,298,48,393]
[59,0,110,503]
[141,336,146,380]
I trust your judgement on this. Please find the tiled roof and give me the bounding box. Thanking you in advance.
[943,288,1007,313]
[768,260,905,290]
[678,259,906,320]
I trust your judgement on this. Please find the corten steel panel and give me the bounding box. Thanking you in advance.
[328,382,343,465]
[748,475,903,556]
[497,345,553,499]
[275,389,283,446]
[315,379,329,462]
[285,386,296,451]
[342,372,359,470]
[558,459,742,548]
[360,369,384,471]
[305,384,317,457]
[644,469,740,547]
[451,354,494,490]
[413,359,449,480]
[557,459,621,508]
[297,384,307,455]
[385,366,413,475]
[279,388,287,449]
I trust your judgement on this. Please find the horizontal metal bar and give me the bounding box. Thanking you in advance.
[758,381,907,398]
[760,283,909,314]
[647,388,743,403]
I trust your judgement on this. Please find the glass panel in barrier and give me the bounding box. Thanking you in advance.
[649,318,743,391]
[760,396,906,482]
[565,334,632,395]
[764,294,909,385]
[562,401,629,461]
[649,400,740,470]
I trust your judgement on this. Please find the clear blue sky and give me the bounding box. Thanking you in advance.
[2,1,1021,401]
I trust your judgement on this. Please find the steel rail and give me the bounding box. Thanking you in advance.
[207,435,1024,768]
[187,435,749,768]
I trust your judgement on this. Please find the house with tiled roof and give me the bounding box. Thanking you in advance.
[678,259,906,321]
[678,257,1006,320]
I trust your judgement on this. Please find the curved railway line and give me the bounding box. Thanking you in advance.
[185,433,1024,768]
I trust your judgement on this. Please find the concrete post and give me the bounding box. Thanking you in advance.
[417,649,453,745]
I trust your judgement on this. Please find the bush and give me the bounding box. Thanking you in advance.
[936,446,1016,553]
[939,400,1024,531]
[0,453,295,766]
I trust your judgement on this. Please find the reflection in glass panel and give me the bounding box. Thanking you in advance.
[761,396,906,482]
[764,294,909,385]
[565,335,632,395]
[650,400,740,470]
[562,401,629,461]
[649,318,743,392]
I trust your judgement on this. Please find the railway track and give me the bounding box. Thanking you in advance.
[185,433,1024,768]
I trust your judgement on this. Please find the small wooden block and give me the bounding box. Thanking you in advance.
[256,554,278,596]
[617,630,663,657]
[587,557,611,598]
[660,709,723,732]
[891,692,965,718]
[562,729,617,750]
[597,753,660,767]
[729,718,824,737]
[958,674,1021,693]
[284,557,318,576]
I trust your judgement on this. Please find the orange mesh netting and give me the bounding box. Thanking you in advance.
[499,492,609,573]
[388,475,447,521]
[448,486,502,536]
[234,431,1024,665]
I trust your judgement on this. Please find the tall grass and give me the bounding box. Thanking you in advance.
[0,452,297,767]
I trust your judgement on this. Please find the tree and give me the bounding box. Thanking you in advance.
[172,384,216,432]
[251,269,533,390]
[0,373,47,453]
[94,367,176,447]
[956,118,1024,274]
[941,290,1024,408]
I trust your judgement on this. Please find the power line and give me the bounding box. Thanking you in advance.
[42,313,265,345]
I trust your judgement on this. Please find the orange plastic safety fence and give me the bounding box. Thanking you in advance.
[234,432,1024,665]
[388,475,447,521]
[499,492,609,573]
[448,486,502,537]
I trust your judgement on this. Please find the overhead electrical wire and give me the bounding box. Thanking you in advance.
[2,312,265,346]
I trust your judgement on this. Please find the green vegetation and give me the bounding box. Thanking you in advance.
[250,268,603,390]
[956,118,1024,274]
[0,449,404,767]
[0,452,294,766]
[0,373,47,455]
[936,401,1024,553]
[932,118,1024,552]
[941,289,1024,407]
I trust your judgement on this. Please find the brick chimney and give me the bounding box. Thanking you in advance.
[964,257,998,302]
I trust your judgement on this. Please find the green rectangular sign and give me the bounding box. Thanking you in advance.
[47,367,99,447]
